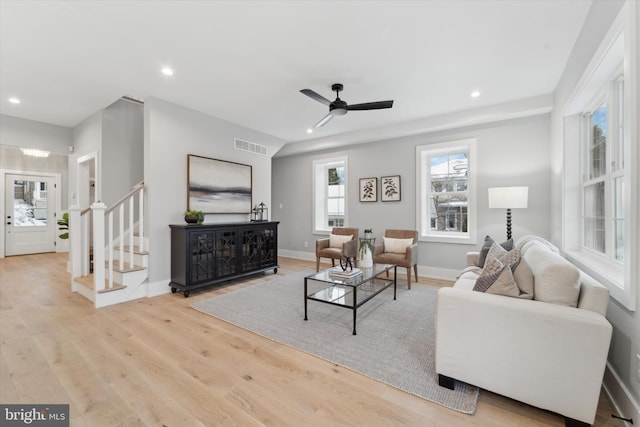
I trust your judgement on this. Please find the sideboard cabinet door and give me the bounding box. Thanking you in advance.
[169,222,279,297]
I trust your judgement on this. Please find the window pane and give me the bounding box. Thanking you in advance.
[589,105,607,179]
[617,79,624,170]
[614,177,624,261]
[13,180,48,227]
[430,195,468,232]
[327,166,345,227]
[430,153,468,193]
[583,182,605,252]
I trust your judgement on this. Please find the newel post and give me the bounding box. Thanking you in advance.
[92,202,107,293]
[69,205,82,292]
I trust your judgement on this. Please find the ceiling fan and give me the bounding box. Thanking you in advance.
[300,83,394,128]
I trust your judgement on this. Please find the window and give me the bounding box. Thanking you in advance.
[563,2,637,310]
[581,78,625,261]
[313,157,347,233]
[416,139,477,244]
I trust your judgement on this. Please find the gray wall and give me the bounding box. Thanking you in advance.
[273,113,551,274]
[0,114,72,209]
[102,99,144,206]
[144,97,286,285]
[550,0,639,413]
[0,114,72,154]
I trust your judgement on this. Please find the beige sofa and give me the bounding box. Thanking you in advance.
[435,236,612,426]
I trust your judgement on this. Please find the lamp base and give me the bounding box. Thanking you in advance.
[505,208,512,240]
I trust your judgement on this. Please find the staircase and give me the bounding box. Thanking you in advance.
[69,181,148,308]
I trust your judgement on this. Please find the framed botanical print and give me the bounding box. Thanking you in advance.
[381,175,401,202]
[359,177,378,202]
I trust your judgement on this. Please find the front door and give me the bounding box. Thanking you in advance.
[4,174,56,256]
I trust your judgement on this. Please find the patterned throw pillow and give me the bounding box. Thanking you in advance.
[473,243,529,298]
[473,259,521,297]
[477,235,514,267]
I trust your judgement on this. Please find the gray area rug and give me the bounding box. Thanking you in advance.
[192,270,478,414]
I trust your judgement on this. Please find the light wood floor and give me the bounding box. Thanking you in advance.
[0,253,623,427]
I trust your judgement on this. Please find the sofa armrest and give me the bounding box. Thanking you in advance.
[406,243,418,264]
[436,287,612,423]
[343,238,358,258]
[372,242,384,256]
[466,252,479,267]
[316,238,329,252]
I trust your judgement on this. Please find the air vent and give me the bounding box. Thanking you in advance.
[234,138,267,156]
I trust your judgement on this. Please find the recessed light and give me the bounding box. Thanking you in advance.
[306,128,313,134]
[8,97,21,104]
[161,67,174,76]
[470,91,481,98]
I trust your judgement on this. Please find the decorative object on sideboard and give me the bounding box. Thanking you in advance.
[381,175,401,202]
[187,154,252,214]
[184,210,204,224]
[488,186,528,240]
[251,202,269,222]
[359,177,377,202]
[364,228,373,239]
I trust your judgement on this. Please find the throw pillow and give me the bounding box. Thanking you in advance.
[473,259,521,297]
[329,233,352,248]
[524,244,580,307]
[512,258,534,299]
[477,235,514,267]
[383,237,414,254]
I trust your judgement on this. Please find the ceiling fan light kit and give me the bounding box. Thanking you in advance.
[300,83,394,128]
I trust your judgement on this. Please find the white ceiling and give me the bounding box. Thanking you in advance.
[0,0,592,154]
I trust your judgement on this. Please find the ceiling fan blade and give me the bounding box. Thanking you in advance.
[314,113,333,128]
[300,89,332,106]
[347,100,394,111]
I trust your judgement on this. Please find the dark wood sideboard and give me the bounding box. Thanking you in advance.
[169,221,279,297]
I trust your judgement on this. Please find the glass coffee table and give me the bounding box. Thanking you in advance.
[304,264,397,335]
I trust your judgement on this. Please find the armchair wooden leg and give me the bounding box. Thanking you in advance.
[406,268,411,289]
[316,257,320,272]
[413,264,418,283]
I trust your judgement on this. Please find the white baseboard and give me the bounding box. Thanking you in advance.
[603,362,640,426]
[279,249,316,262]
[147,279,173,298]
[278,250,459,282]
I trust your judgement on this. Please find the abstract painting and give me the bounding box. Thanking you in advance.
[188,155,252,213]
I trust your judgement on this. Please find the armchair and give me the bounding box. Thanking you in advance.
[372,229,418,288]
[315,227,359,272]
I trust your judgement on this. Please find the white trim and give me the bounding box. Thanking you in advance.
[312,156,348,234]
[562,1,637,310]
[416,138,477,245]
[0,169,62,258]
[603,362,640,427]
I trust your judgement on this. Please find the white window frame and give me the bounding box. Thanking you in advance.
[416,139,477,244]
[312,156,348,234]
[562,1,637,311]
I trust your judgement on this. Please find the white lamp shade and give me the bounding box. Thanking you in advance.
[488,186,528,209]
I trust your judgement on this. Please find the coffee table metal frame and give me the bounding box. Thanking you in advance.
[304,264,397,335]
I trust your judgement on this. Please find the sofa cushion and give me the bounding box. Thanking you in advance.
[478,235,513,267]
[383,237,413,254]
[329,233,352,248]
[523,243,580,307]
[473,259,521,297]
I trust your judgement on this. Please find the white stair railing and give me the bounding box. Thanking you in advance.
[70,181,145,296]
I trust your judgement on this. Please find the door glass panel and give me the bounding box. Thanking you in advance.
[13,180,48,227]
